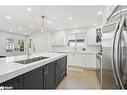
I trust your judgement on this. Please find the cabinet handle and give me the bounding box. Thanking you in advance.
[46,66,48,74]
[44,66,47,75]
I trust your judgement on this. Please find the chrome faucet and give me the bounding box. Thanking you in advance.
[27,38,36,58]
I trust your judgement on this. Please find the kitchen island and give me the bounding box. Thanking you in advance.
[0,52,67,89]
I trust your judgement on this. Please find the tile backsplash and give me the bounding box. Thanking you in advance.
[51,45,100,53]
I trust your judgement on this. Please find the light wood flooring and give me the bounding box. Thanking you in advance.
[57,67,101,89]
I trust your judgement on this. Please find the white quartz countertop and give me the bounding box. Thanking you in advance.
[49,50,97,54]
[0,52,67,84]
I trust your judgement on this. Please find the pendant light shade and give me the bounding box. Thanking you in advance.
[40,16,47,33]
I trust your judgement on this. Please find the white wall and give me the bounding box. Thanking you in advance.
[0,30,27,56]
[0,30,51,56]
[30,32,51,53]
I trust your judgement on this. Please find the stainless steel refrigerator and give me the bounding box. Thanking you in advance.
[102,6,127,89]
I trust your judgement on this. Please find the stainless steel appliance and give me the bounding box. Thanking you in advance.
[102,6,127,89]
[96,53,102,84]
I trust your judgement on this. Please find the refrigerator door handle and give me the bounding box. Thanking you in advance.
[111,21,119,86]
[115,16,125,89]
[122,29,127,43]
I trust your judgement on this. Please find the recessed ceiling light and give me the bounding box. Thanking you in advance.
[57,28,62,30]
[97,11,102,15]
[9,29,13,32]
[94,23,97,26]
[5,16,12,19]
[18,27,23,30]
[24,33,28,35]
[26,7,32,12]
[48,21,52,24]
[68,16,72,20]
[30,25,33,28]
[73,26,77,28]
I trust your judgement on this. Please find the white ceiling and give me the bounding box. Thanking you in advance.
[0,6,104,35]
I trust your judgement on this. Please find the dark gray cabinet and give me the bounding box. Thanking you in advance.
[0,56,67,89]
[0,75,23,90]
[43,61,55,89]
[55,56,67,87]
[23,67,43,89]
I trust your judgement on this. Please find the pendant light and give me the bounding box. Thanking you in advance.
[40,16,47,33]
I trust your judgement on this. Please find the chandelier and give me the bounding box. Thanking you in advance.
[40,16,47,33]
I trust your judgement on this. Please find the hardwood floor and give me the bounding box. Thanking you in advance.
[57,67,101,89]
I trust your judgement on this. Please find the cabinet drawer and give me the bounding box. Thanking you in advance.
[81,58,88,60]
[56,62,66,69]
[81,60,88,63]
[56,65,66,74]
[81,55,88,58]
[56,57,67,68]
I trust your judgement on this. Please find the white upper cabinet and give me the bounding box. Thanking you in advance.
[51,31,65,46]
[87,28,96,45]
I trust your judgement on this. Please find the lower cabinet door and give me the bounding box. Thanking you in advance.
[55,56,67,87]
[43,61,55,89]
[0,75,23,90]
[23,67,43,89]
[67,53,75,66]
[74,53,82,67]
[55,70,61,87]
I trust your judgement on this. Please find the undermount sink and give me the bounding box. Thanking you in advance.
[15,57,49,64]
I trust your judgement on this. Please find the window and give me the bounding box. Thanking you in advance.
[65,33,87,48]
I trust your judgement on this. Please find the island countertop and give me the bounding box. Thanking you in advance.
[0,52,67,84]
